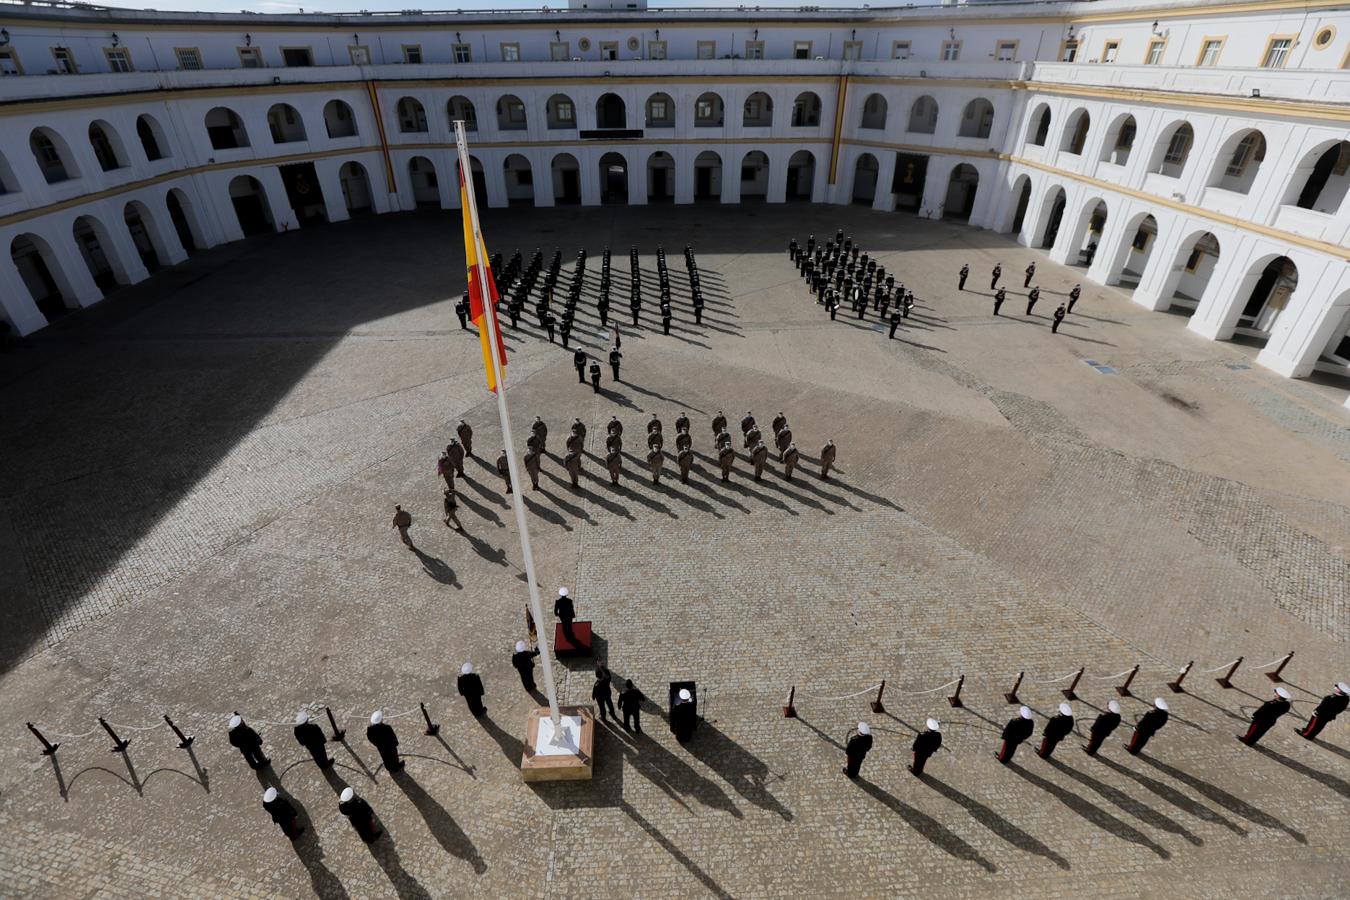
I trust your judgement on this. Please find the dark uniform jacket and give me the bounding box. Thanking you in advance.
[1043,713,1074,742]
[512,648,540,675]
[1002,717,1034,744]
[263,794,298,825]
[846,732,874,759]
[1136,708,1169,735]
[367,722,398,753]
[618,687,643,713]
[457,673,485,700]
[1313,692,1349,721]
[294,721,326,750]
[912,730,942,757]
[1252,698,1291,724]
[1089,711,1121,738]
[229,723,263,750]
[554,595,575,621]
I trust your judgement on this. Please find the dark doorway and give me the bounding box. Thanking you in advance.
[560,169,580,203]
[167,191,198,252]
[1011,180,1031,234]
[892,153,928,211]
[12,236,69,321]
[279,162,327,225]
[651,166,668,200]
[1042,191,1067,248]
[472,167,488,207]
[696,166,712,199]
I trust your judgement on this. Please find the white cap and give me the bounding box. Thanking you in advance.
[462,662,473,675]
[1275,686,1291,700]
[370,710,384,725]
[228,714,242,730]
[263,787,278,803]
[1019,706,1033,720]
[1108,700,1121,714]
[1154,698,1169,711]
[340,787,354,803]
[926,718,940,732]
[1337,682,1349,695]
[515,640,527,653]
[857,722,871,735]
[678,689,691,701]
[1058,703,1073,717]
[295,711,309,726]
[558,587,569,597]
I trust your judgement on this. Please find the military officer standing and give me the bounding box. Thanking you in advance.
[446,438,466,477]
[457,420,474,457]
[565,449,583,487]
[366,710,404,774]
[496,451,512,494]
[675,412,691,434]
[783,443,799,480]
[990,263,1002,290]
[889,307,903,339]
[712,410,727,435]
[263,787,304,841]
[995,706,1035,764]
[531,417,548,454]
[606,448,623,485]
[1238,687,1292,746]
[524,447,542,491]
[1297,682,1349,739]
[751,441,769,481]
[589,360,602,393]
[958,263,969,291]
[338,787,382,843]
[293,711,333,769]
[1037,703,1075,759]
[1067,283,1082,313]
[609,347,623,382]
[1023,261,1036,288]
[993,287,1006,316]
[719,443,736,481]
[775,426,792,461]
[554,587,578,645]
[843,722,873,778]
[1026,286,1041,316]
[228,715,270,770]
[1123,698,1169,755]
[820,440,837,480]
[677,446,694,483]
[512,640,541,692]
[574,348,588,384]
[618,679,644,733]
[740,411,756,434]
[647,447,665,484]
[910,719,942,776]
[457,662,487,717]
[1083,700,1121,756]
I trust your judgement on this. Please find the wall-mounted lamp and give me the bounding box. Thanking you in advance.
[654,28,659,40]
[245,33,252,46]
[0,28,10,46]
[949,28,955,40]
[111,32,120,47]
[753,29,759,40]
[555,29,561,42]
[353,33,359,44]
[455,31,461,42]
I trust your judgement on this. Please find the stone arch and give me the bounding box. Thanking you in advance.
[958,98,995,139]
[852,153,879,204]
[165,187,204,252]
[447,96,478,132]
[1061,108,1090,155]
[72,213,130,291]
[1233,255,1298,341]
[1100,113,1137,166]
[502,154,533,206]
[123,199,170,272]
[339,160,374,215]
[228,174,275,236]
[205,107,250,149]
[907,96,938,135]
[740,150,770,200]
[1157,230,1221,315]
[786,149,815,200]
[11,233,76,321]
[1028,104,1052,146]
[545,93,577,130]
[395,97,428,133]
[266,103,307,144]
[30,127,79,183]
[1004,173,1033,236]
[743,91,773,128]
[323,99,358,138]
[1104,211,1158,289]
[860,93,887,130]
[645,92,675,128]
[1064,196,1108,266]
[647,151,674,202]
[0,151,20,194]
[1033,184,1068,248]
[1282,139,1350,214]
[694,150,722,200]
[943,163,980,221]
[496,94,527,131]
[599,151,629,204]
[1207,128,1267,194]
[694,92,724,127]
[791,92,822,127]
[407,156,439,207]
[136,114,170,161]
[596,93,627,129]
[88,120,129,172]
[1149,121,1194,177]
[551,153,581,204]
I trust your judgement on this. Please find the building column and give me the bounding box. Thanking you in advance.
[259,168,300,233]
[580,154,602,207]
[51,236,105,307]
[628,153,647,206]
[721,162,740,204]
[315,160,351,224]
[767,150,788,204]
[1256,268,1348,377]
[102,221,151,285]
[1131,225,1188,311]
[0,262,48,335]
[872,153,897,212]
[1088,209,1131,284]
[1188,235,1258,341]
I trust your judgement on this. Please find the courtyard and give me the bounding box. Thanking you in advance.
[0,203,1347,897]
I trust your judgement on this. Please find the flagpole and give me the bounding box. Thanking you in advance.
[453,121,563,733]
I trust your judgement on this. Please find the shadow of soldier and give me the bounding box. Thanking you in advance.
[855,777,996,872]
[390,770,488,874]
[1139,755,1307,843]
[920,774,1070,870]
[366,829,432,900]
[291,836,350,900]
[619,800,735,900]
[1045,756,1202,846]
[686,722,793,821]
[1008,762,1170,858]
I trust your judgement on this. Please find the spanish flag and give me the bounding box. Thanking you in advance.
[460,161,507,392]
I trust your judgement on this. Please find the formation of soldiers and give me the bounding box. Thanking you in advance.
[788,229,915,337]
[963,260,1077,333]
[456,243,705,357]
[843,680,1350,779]
[406,410,838,547]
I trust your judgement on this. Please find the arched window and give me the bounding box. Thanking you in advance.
[29,128,76,183]
[1101,115,1136,166]
[743,91,773,127]
[958,98,994,139]
[323,100,358,139]
[1284,140,1350,213]
[596,93,626,129]
[1152,123,1194,177]
[88,121,126,172]
[694,92,724,127]
[860,93,887,130]
[496,94,526,131]
[907,96,938,134]
[396,97,428,133]
[136,114,169,161]
[447,96,477,132]
[646,92,675,128]
[545,94,576,130]
[1062,109,1090,155]
[1028,105,1051,146]
[204,107,249,149]
[266,103,307,143]
[1209,130,1266,194]
[791,92,821,127]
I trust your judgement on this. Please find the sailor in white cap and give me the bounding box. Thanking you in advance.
[1083,700,1122,756]
[366,709,404,774]
[996,706,1035,764]
[554,587,578,646]
[1037,703,1075,759]
[843,722,873,778]
[671,687,698,743]
[1297,682,1349,740]
[910,718,942,776]
[262,786,303,840]
[512,640,542,693]
[337,787,381,843]
[457,662,487,717]
[1124,698,1169,755]
[1239,686,1293,746]
[227,714,269,769]
[293,710,333,769]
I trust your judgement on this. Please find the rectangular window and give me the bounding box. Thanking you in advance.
[1197,38,1224,66]
[1060,39,1079,62]
[648,40,667,59]
[600,41,618,60]
[1102,40,1119,62]
[843,40,864,60]
[696,98,715,120]
[402,44,423,64]
[348,45,370,65]
[550,42,569,61]
[238,47,263,68]
[104,48,133,72]
[1144,38,1165,64]
[175,47,204,70]
[557,101,574,122]
[0,48,21,75]
[1261,36,1294,68]
[697,41,716,60]
[650,99,668,121]
[500,43,520,61]
[892,41,911,60]
[746,98,762,120]
[52,47,78,73]
[745,41,764,60]
[940,40,961,61]
[452,43,472,63]
[281,47,313,67]
[995,40,1018,62]
[1164,129,1191,164]
[794,41,812,60]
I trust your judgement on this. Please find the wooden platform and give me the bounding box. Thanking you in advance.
[520,705,595,782]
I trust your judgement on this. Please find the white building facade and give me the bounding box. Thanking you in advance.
[0,0,1347,399]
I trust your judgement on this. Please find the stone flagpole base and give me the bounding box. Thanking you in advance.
[520,705,595,782]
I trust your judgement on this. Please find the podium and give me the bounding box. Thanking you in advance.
[554,621,593,657]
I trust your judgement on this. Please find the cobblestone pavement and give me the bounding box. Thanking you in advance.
[1,204,1347,898]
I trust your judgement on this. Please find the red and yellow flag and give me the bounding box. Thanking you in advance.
[460,162,507,392]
